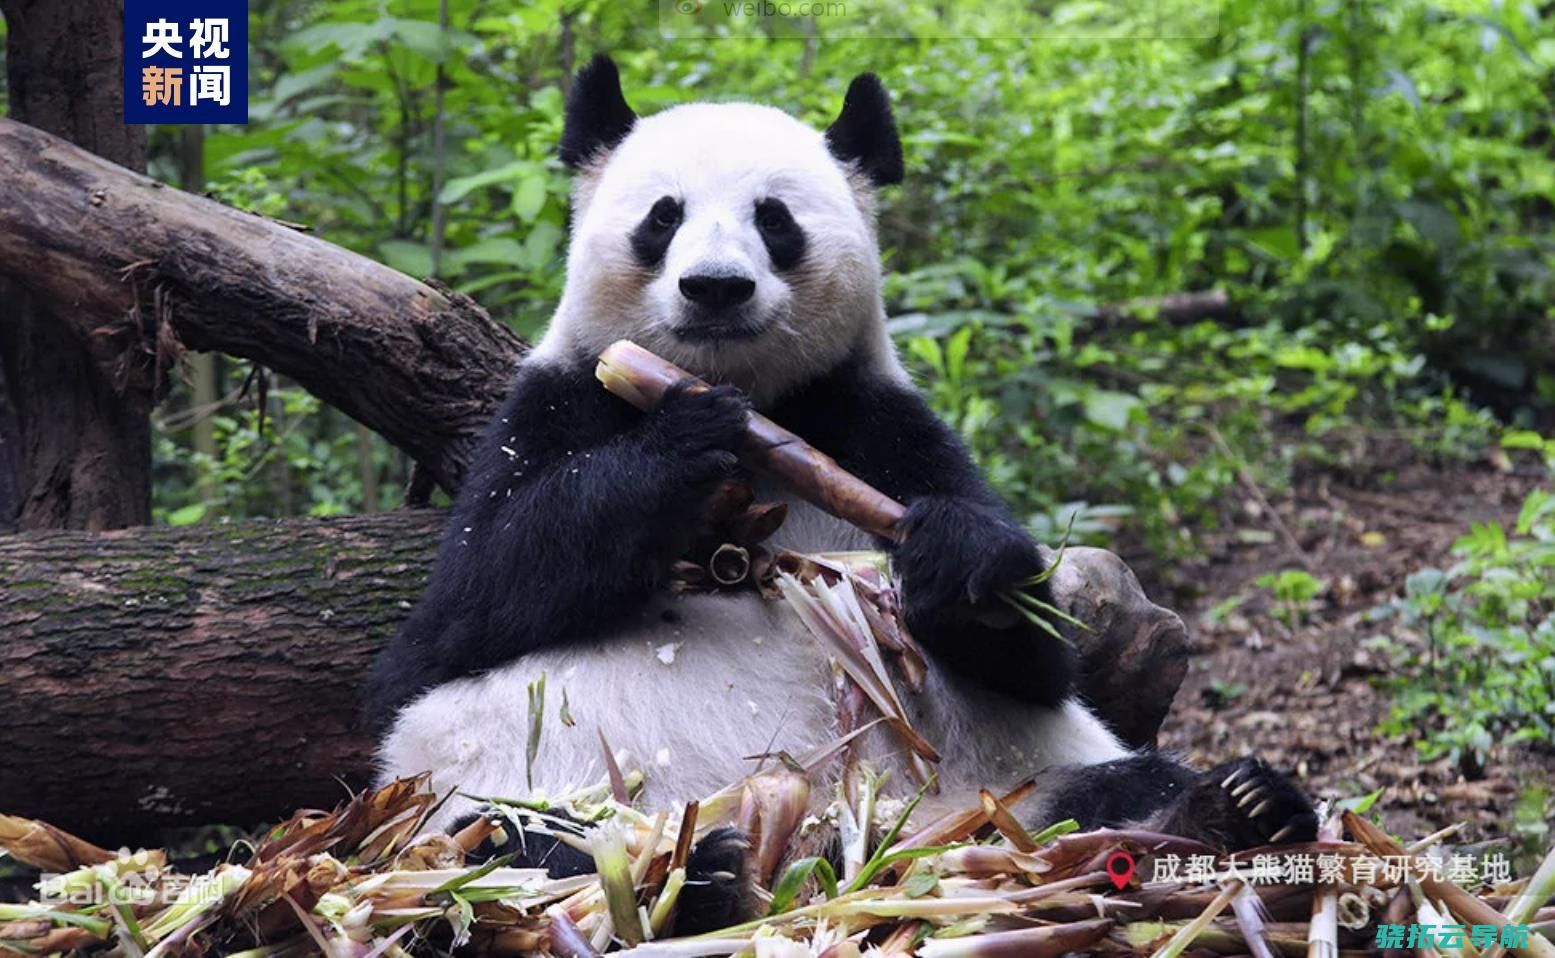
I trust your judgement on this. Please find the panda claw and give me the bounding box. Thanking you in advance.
[1179,758,1320,852]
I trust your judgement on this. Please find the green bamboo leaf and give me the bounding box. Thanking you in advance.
[526,674,545,790]
[768,856,838,914]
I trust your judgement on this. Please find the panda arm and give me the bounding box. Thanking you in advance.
[364,360,746,719]
[768,358,1075,706]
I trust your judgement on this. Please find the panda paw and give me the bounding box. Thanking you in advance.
[650,381,749,486]
[894,496,1075,706]
[1175,758,1319,851]
[896,496,1044,608]
[452,811,597,876]
[674,827,758,935]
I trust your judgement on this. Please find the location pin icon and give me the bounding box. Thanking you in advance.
[1105,850,1136,890]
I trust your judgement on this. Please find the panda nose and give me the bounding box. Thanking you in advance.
[679,274,756,309]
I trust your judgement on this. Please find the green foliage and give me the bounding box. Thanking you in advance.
[1202,677,1248,710]
[1502,430,1555,472]
[148,0,1552,553]
[154,384,404,524]
[1371,484,1555,774]
[1256,568,1326,627]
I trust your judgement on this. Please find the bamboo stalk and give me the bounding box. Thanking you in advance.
[917,917,1114,957]
[1343,811,1555,958]
[595,340,1083,640]
[590,821,643,947]
[1307,809,1341,958]
[1506,842,1555,926]
[597,340,906,540]
[1149,881,1242,958]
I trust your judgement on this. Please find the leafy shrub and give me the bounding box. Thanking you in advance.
[1257,569,1325,627]
[155,385,403,524]
[1371,482,1555,775]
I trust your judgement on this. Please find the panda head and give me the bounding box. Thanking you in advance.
[539,54,905,404]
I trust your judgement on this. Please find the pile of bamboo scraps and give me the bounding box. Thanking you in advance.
[3,773,1554,957]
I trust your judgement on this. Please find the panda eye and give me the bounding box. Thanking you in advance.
[753,197,806,271]
[755,198,793,233]
[649,197,682,230]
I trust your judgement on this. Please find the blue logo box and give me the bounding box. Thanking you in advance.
[123,0,248,124]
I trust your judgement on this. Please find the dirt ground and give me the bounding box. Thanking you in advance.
[1138,450,1553,845]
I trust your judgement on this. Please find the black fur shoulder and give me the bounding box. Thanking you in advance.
[362,356,746,727]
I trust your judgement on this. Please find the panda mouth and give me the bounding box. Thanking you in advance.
[671,313,771,343]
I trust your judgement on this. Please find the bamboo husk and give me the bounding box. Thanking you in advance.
[1343,810,1555,958]
[2,773,1553,958]
[0,816,115,873]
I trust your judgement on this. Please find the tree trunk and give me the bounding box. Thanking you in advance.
[0,352,22,533]
[178,123,225,512]
[0,511,443,840]
[0,118,525,496]
[0,0,144,161]
[0,0,153,532]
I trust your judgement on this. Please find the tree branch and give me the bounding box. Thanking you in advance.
[0,118,524,495]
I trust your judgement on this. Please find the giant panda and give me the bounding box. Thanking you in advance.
[366,54,1317,931]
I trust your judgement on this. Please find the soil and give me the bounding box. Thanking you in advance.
[1138,449,1553,847]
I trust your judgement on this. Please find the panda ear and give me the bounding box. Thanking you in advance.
[559,54,638,170]
[824,73,904,187]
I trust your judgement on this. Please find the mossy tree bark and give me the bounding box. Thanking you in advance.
[0,512,442,839]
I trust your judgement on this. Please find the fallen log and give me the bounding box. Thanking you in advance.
[1092,288,1233,328]
[0,511,440,838]
[0,118,524,494]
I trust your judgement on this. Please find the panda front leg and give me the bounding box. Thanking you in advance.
[443,810,754,935]
[1033,752,1320,851]
[891,494,1077,707]
[766,365,1081,706]
[364,372,754,720]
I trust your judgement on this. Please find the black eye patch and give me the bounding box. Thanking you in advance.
[754,198,806,271]
[630,196,683,269]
